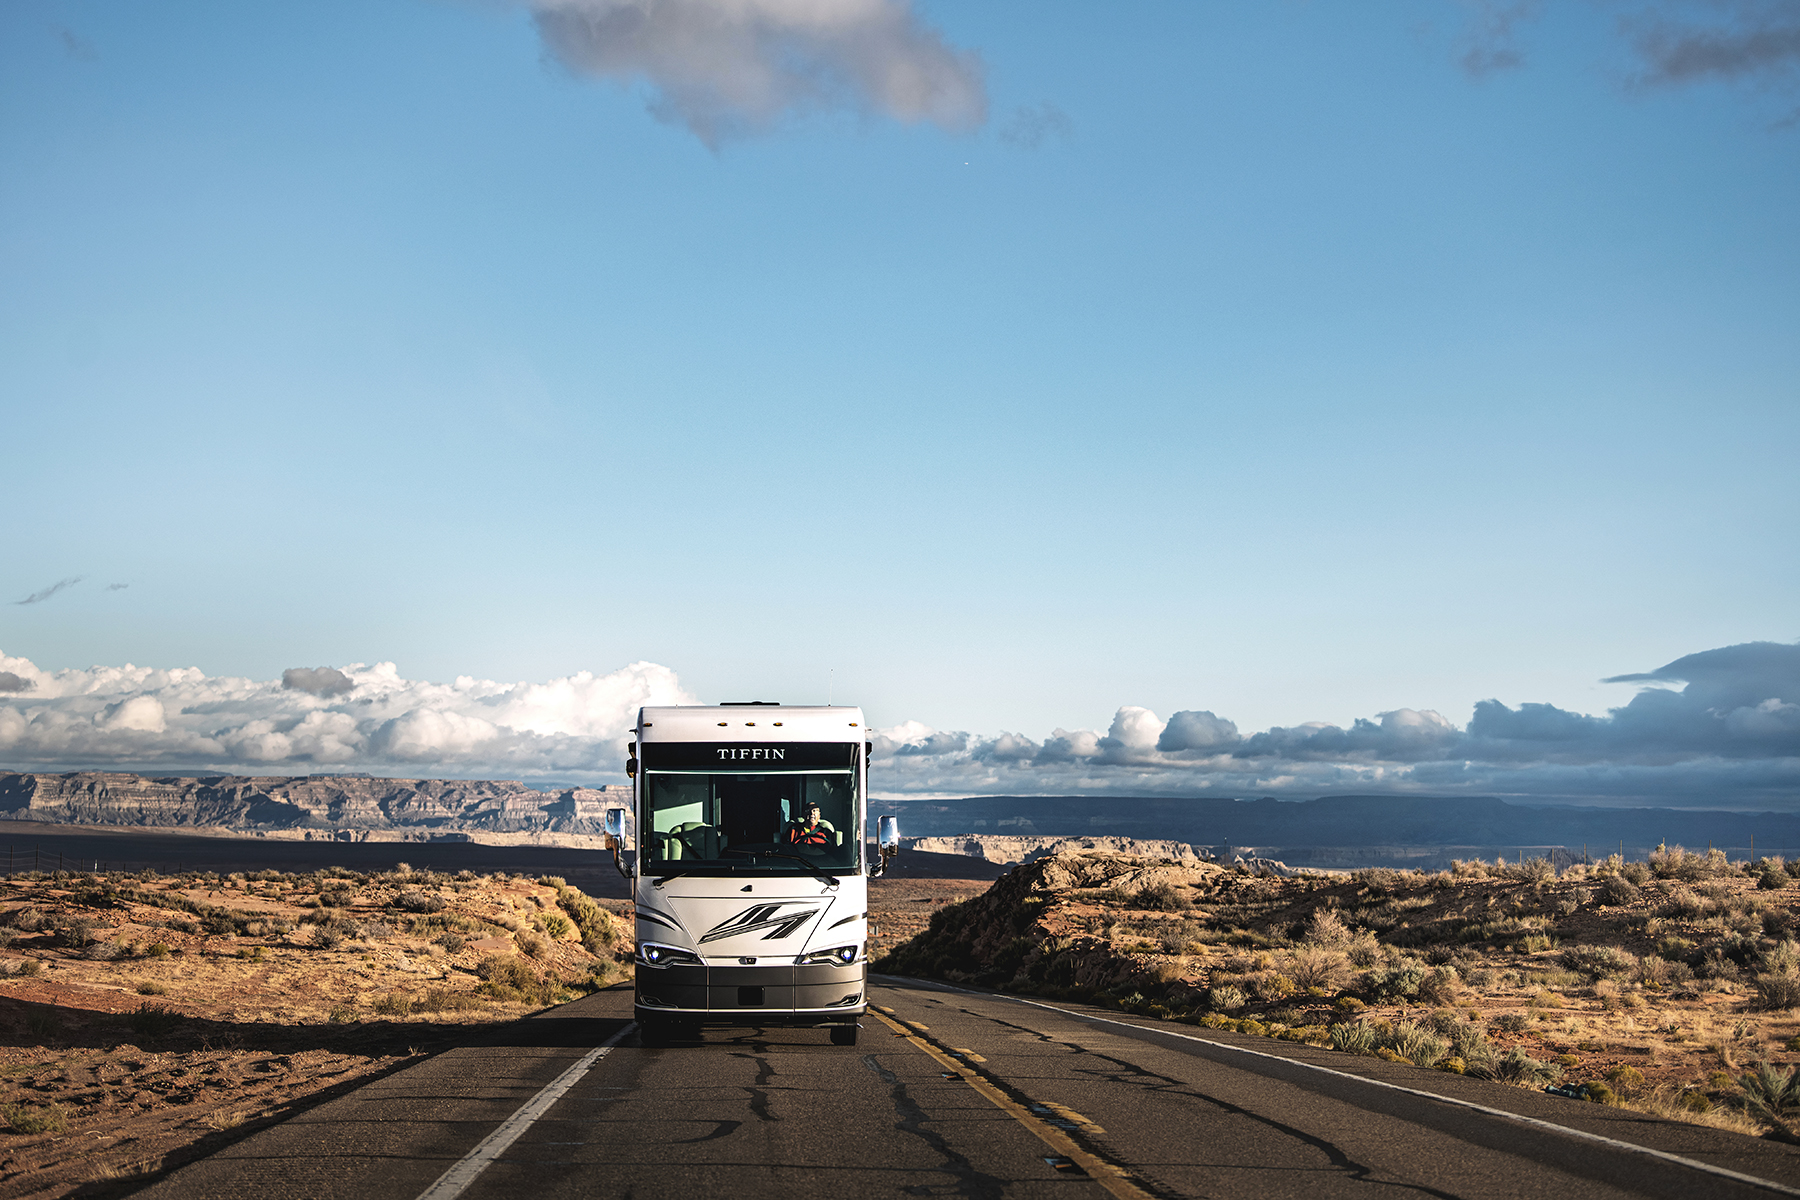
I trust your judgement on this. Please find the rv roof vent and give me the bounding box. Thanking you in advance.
[720,701,781,706]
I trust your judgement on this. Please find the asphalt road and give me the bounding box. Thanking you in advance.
[135,978,1800,1199]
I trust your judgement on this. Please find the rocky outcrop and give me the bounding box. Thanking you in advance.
[0,771,633,839]
[904,835,1210,865]
[876,851,1224,992]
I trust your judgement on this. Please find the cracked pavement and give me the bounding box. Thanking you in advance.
[132,979,1800,1199]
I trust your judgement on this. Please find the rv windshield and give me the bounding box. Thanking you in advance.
[642,768,860,874]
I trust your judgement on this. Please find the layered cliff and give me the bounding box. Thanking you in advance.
[904,834,1210,864]
[0,771,632,838]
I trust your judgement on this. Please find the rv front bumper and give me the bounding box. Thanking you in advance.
[634,960,866,1022]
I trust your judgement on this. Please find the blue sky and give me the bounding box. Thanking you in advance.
[1,2,1796,800]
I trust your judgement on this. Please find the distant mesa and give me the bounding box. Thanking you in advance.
[0,770,631,848]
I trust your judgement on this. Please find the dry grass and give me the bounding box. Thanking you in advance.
[0,866,635,1195]
[879,847,1800,1142]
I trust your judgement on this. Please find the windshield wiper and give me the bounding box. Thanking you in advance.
[722,847,840,886]
[650,871,687,887]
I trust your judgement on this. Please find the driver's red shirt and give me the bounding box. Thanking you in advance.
[787,821,830,846]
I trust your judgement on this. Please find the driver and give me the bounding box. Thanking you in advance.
[784,801,833,847]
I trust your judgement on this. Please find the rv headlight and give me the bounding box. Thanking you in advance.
[638,942,701,968]
[802,945,859,966]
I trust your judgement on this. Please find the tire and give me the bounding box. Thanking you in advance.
[830,1024,859,1046]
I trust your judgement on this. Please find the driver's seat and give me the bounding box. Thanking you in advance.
[668,822,722,860]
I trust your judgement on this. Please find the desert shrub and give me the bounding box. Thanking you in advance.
[1,1103,66,1135]
[1765,941,1800,973]
[539,913,573,940]
[83,940,126,962]
[1209,985,1248,1012]
[1424,1009,1461,1036]
[436,932,466,954]
[1618,861,1651,885]
[1649,844,1701,881]
[1500,857,1555,883]
[1243,971,1291,1001]
[1360,960,1426,1002]
[1604,1064,1646,1094]
[1303,908,1351,946]
[1492,1047,1561,1087]
[411,988,482,1014]
[1132,882,1190,911]
[311,927,343,951]
[371,992,413,1016]
[55,917,97,947]
[1449,1022,1493,1065]
[1330,1021,1377,1055]
[1658,887,1707,920]
[1560,945,1636,978]
[516,931,550,960]
[1635,955,1693,987]
[1417,966,1461,1006]
[1596,875,1641,906]
[327,1004,358,1024]
[1386,1020,1448,1066]
[1753,972,1800,1010]
[1491,1012,1529,1034]
[1287,947,1348,991]
[394,891,445,914]
[1756,860,1790,891]
[475,954,560,1004]
[1352,868,1409,892]
[1740,1063,1800,1131]
[1345,935,1383,968]
[135,981,167,995]
[127,1002,184,1040]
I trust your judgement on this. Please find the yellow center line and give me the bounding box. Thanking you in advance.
[867,1009,1152,1200]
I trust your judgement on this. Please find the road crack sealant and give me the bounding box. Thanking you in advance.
[862,1054,1012,1199]
[975,1009,1459,1199]
[869,1007,1159,1200]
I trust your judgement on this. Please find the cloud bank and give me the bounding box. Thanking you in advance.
[871,641,1800,807]
[2,641,1795,806]
[1457,1,1800,96]
[525,0,986,146]
[0,653,694,781]
[14,578,82,606]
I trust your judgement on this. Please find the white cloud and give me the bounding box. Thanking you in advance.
[6,640,1796,808]
[0,652,695,780]
[98,695,166,734]
[526,0,986,146]
[866,641,1800,808]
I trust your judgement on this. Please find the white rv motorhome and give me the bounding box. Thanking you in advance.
[608,703,897,1047]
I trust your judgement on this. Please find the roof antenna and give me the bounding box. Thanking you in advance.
[829,669,834,707]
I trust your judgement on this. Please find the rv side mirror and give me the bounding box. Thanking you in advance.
[604,808,627,839]
[878,816,899,851]
[625,756,638,778]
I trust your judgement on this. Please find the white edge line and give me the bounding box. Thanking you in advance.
[884,979,1800,1199]
[414,1022,635,1200]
